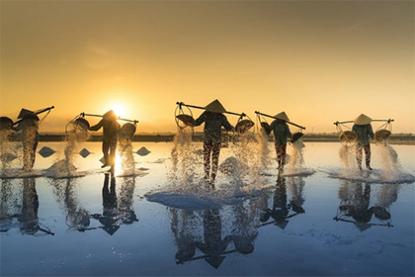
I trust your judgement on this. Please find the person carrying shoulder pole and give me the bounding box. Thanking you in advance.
[352,114,374,170]
[270,112,292,171]
[15,107,54,171]
[89,110,120,169]
[193,100,234,183]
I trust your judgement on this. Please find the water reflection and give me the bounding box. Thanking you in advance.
[170,205,260,268]
[90,174,138,235]
[334,181,395,230]
[0,178,54,235]
[197,209,233,268]
[259,175,306,229]
[169,174,308,268]
[171,208,235,268]
[92,174,119,235]
[49,178,91,231]
[230,201,258,255]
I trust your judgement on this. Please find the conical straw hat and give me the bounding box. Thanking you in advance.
[274,112,289,122]
[205,99,226,113]
[103,110,117,120]
[18,108,34,119]
[354,114,372,125]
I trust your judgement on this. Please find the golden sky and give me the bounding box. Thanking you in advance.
[1,1,414,133]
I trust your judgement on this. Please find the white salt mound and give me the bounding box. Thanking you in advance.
[79,148,91,158]
[38,146,55,158]
[136,147,151,156]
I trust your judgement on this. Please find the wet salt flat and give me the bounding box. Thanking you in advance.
[1,142,414,276]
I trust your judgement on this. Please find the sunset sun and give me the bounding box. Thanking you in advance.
[110,102,128,118]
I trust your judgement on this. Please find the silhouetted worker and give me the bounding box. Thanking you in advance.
[17,111,40,171]
[193,100,234,183]
[269,112,292,171]
[352,114,374,170]
[89,110,120,168]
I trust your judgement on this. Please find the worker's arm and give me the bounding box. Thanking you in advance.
[368,124,374,139]
[222,115,234,132]
[193,111,206,126]
[266,120,275,135]
[89,119,103,131]
[352,124,357,132]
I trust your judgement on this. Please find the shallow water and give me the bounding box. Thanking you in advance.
[1,142,414,276]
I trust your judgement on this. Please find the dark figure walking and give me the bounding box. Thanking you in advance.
[269,112,292,171]
[193,100,234,183]
[89,110,120,168]
[352,114,374,170]
[17,112,40,171]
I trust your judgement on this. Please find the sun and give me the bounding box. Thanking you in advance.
[111,102,127,118]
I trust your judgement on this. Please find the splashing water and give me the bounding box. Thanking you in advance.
[169,127,201,185]
[339,143,357,172]
[64,122,89,165]
[375,143,403,180]
[118,137,135,173]
[47,122,89,177]
[287,140,305,170]
[375,183,399,209]
[256,129,271,169]
[330,141,414,184]
[229,132,265,184]
[148,129,274,210]
[1,179,23,224]
[0,130,17,171]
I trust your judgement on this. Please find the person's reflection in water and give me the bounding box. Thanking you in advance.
[118,177,138,224]
[0,179,15,232]
[371,183,399,222]
[170,209,198,264]
[349,183,373,230]
[196,209,232,268]
[231,201,258,255]
[260,174,305,229]
[63,179,90,231]
[117,137,138,224]
[92,173,120,235]
[334,181,392,231]
[19,178,54,235]
[260,175,289,228]
[339,182,373,231]
[287,176,306,214]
